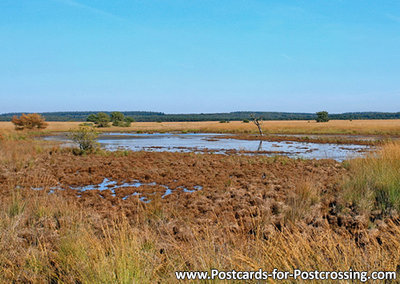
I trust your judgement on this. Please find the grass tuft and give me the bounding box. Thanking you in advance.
[342,142,400,216]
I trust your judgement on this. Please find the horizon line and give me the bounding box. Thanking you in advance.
[1,110,399,116]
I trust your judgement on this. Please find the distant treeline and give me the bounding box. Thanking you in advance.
[0,111,399,122]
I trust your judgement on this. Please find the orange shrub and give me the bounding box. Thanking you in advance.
[11,113,48,130]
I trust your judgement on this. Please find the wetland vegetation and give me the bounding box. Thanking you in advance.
[0,122,400,282]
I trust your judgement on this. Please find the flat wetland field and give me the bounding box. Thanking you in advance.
[1,120,400,282]
[1,119,400,136]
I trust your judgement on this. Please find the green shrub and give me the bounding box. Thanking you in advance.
[68,126,99,154]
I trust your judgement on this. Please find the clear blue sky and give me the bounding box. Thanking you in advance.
[1,0,399,114]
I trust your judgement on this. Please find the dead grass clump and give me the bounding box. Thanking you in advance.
[0,140,43,171]
[0,131,61,173]
[284,178,320,222]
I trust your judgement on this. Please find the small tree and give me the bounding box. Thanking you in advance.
[250,114,264,136]
[110,112,134,127]
[11,113,48,130]
[87,112,133,127]
[96,112,110,127]
[111,111,125,126]
[316,111,329,123]
[86,112,110,127]
[68,126,99,153]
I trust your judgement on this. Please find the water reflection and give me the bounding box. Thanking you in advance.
[43,133,372,161]
[31,178,203,203]
[257,140,263,152]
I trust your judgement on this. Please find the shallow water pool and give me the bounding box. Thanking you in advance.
[44,132,372,161]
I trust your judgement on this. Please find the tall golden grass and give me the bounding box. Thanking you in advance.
[1,190,400,283]
[0,132,59,172]
[342,141,400,216]
[1,119,400,135]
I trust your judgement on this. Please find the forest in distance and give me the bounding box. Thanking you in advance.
[1,111,400,122]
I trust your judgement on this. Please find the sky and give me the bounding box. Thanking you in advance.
[0,0,399,114]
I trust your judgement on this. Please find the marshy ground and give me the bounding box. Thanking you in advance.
[1,123,400,283]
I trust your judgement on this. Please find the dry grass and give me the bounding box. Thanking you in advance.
[342,141,400,216]
[0,132,60,172]
[1,134,400,282]
[284,178,320,222]
[1,189,400,283]
[1,119,400,136]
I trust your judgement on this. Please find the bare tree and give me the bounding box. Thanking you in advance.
[250,114,264,136]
